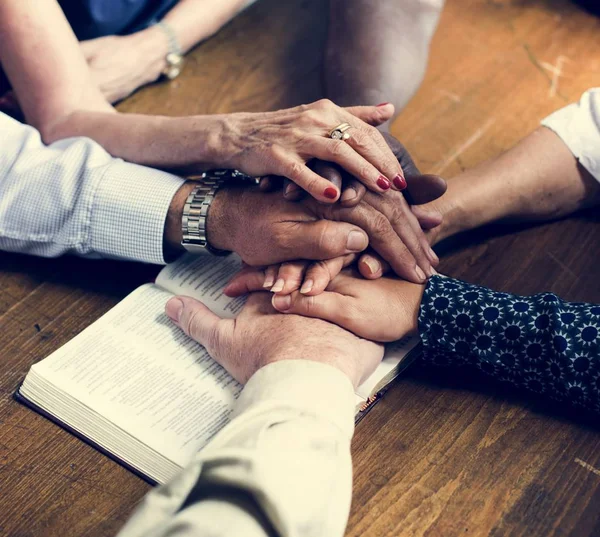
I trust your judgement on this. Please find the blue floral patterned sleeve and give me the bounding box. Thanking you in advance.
[417,276,600,413]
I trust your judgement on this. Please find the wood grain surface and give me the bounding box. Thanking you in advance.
[0,1,599,536]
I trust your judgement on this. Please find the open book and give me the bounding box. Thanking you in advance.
[16,254,420,485]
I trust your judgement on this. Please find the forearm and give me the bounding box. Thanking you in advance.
[0,112,186,264]
[43,110,223,171]
[417,276,600,413]
[431,127,600,244]
[117,361,356,537]
[162,0,253,53]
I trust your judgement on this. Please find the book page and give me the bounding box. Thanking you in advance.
[355,335,420,400]
[31,284,242,467]
[156,254,246,318]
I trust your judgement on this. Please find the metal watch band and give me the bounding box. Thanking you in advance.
[181,170,254,256]
[156,21,184,80]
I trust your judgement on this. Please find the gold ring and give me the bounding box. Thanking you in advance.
[329,122,352,140]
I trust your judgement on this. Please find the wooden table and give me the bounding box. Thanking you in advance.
[1,1,599,535]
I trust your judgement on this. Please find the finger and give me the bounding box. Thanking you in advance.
[302,254,355,295]
[357,253,391,279]
[311,160,343,190]
[258,176,281,192]
[271,261,308,295]
[283,179,304,201]
[271,290,350,327]
[344,125,406,191]
[165,296,224,349]
[411,205,443,230]
[263,265,278,288]
[338,176,367,207]
[277,158,340,203]
[325,202,426,283]
[223,268,267,297]
[304,136,392,194]
[404,174,447,205]
[394,194,439,270]
[286,219,369,260]
[344,103,394,127]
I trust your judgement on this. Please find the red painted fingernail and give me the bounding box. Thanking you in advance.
[324,187,338,199]
[377,176,391,190]
[393,174,407,191]
[376,102,390,107]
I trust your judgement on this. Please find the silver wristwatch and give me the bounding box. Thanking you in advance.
[181,170,253,255]
[156,21,184,80]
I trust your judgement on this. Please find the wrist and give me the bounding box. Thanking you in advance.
[136,26,170,80]
[205,186,235,252]
[163,182,195,259]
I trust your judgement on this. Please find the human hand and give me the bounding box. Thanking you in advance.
[164,292,384,388]
[209,100,408,203]
[80,26,169,103]
[264,271,425,343]
[210,183,434,282]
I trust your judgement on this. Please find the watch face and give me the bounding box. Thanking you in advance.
[164,53,184,79]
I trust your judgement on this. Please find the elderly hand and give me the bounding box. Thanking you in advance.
[242,133,446,293]
[80,26,169,103]
[164,291,384,388]
[207,100,411,203]
[266,271,425,343]
[209,181,436,282]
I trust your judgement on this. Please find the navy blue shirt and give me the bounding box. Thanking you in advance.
[418,276,600,414]
[58,0,178,40]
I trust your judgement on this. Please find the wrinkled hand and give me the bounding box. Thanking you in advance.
[210,183,434,282]
[211,100,409,203]
[248,134,446,293]
[80,28,167,103]
[164,292,384,388]
[265,271,425,343]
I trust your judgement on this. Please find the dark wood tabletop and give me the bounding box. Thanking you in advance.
[1,1,599,536]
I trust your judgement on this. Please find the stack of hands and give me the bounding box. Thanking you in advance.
[165,122,447,388]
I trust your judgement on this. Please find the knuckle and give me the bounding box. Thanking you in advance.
[328,139,348,158]
[300,109,321,124]
[315,222,342,257]
[314,98,334,110]
[349,129,368,149]
[370,212,393,236]
[285,159,304,179]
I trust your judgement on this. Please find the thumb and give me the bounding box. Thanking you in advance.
[404,174,447,205]
[165,296,224,349]
[289,219,369,260]
[344,103,394,126]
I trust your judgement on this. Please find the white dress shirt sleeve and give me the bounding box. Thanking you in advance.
[116,360,357,537]
[541,88,600,183]
[0,112,185,264]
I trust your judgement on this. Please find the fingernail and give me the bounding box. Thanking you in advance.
[272,294,291,311]
[285,183,299,196]
[393,174,407,191]
[346,230,368,251]
[376,102,390,107]
[364,256,381,276]
[270,278,284,293]
[431,267,439,275]
[324,187,338,200]
[300,279,313,294]
[165,298,184,323]
[341,188,357,203]
[415,266,427,281]
[429,247,439,264]
[377,176,391,190]
[263,274,275,288]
